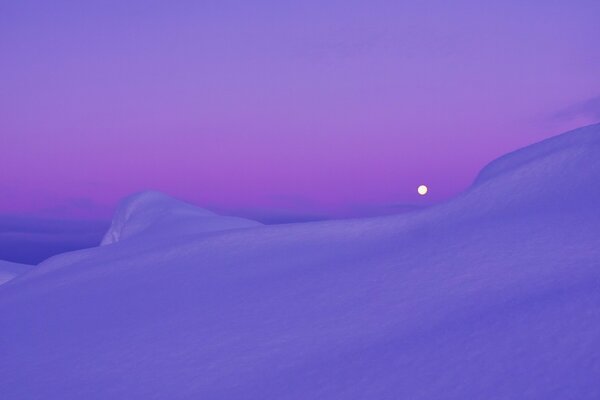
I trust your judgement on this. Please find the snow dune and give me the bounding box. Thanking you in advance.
[0,260,31,285]
[100,190,262,245]
[0,123,599,399]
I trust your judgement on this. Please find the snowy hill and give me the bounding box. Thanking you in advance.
[101,190,262,245]
[0,260,31,285]
[0,123,599,399]
[472,123,600,212]
[475,123,600,186]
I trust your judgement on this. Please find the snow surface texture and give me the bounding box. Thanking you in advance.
[1,123,600,399]
[0,260,31,285]
[100,190,262,245]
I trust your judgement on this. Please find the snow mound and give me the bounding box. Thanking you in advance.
[101,191,261,245]
[475,123,600,185]
[1,125,600,399]
[0,260,32,285]
[469,123,600,211]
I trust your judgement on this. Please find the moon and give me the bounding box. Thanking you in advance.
[417,185,428,196]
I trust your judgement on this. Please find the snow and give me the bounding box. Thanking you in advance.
[100,190,262,245]
[1,123,600,399]
[0,260,31,285]
[475,123,600,186]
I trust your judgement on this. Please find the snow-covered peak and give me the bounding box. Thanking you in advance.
[101,191,261,245]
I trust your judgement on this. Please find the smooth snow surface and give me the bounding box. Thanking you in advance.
[100,190,262,245]
[0,260,31,285]
[1,124,600,399]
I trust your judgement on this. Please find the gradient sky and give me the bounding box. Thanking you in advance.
[2,0,600,224]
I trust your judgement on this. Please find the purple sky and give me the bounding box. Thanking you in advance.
[2,0,600,225]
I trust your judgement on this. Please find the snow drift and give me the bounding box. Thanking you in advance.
[1,123,599,399]
[0,260,31,285]
[101,190,261,245]
[471,122,600,213]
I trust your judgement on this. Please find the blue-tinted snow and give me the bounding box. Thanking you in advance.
[1,123,599,399]
[0,260,31,285]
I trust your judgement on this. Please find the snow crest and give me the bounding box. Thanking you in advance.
[0,260,32,285]
[475,123,600,185]
[101,191,261,245]
[436,122,600,220]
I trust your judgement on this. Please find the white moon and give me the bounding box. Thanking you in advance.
[417,185,428,196]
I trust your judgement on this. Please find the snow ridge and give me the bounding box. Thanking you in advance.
[464,122,600,214]
[475,122,600,186]
[0,260,32,285]
[101,191,261,245]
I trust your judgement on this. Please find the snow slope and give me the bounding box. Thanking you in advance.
[100,190,262,245]
[0,260,31,285]
[1,123,599,399]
